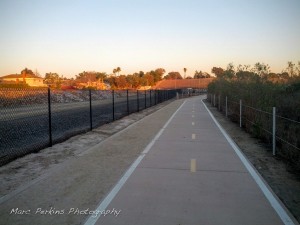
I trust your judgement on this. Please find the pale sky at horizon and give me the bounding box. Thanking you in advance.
[0,0,299,78]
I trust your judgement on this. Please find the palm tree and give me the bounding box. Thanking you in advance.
[183,68,187,79]
[113,68,117,76]
[116,67,121,76]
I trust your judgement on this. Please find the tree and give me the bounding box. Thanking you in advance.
[115,75,128,89]
[236,71,259,82]
[183,68,187,79]
[127,74,140,88]
[153,68,165,82]
[297,61,300,76]
[223,63,235,79]
[164,72,182,80]
[76,71,98,86]
[211,67,224,78]
[138,71,144,78]
[21,68,35,83]
[113,69,117,76]
[116,67,121,76]
[108,76,117,89]
[95,72,107,82]
[44,72,62,89]
[142,72,155,86]
[21,68,34,76]
[286,61,296,77]
[194,70,211,78]
[237,64,251,72]
[194,70,205,78]
[253,62,270,77]
[278,72,289,80]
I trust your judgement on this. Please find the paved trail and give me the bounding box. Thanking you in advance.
[0,96,297,225]
[87,96,295,225]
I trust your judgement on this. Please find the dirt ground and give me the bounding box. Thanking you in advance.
[204,99,300,223]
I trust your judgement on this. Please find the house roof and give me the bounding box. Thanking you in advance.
[0,74,42,79]
[153,78,214,89]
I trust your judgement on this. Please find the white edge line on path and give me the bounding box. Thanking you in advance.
[201,99,295,225]
[84,100,186,225]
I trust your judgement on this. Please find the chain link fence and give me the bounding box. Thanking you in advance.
[0,88,182,166]
[207,93,300,170]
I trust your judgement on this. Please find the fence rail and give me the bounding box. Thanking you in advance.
[207,93,300,163]
[1,88,183,166]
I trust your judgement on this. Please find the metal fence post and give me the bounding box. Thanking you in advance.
[112,90,115,121]
[214,94,216,107]
[47,87,52,147]
[137,90,139,112]
[144,90,147,109]
[211,93,213,105]
[127,89,129,115]
[150,90,152,106]
[89,89,92,130]
[240,99,242,128]
[218,95,221,111]
[225,96,228,117]
[273,107,276,155]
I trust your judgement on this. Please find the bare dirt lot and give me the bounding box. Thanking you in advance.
[204,99,300,223]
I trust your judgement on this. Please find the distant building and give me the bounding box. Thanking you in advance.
[0,74,46,87]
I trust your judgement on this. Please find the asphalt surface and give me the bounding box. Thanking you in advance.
[0,93,156,165]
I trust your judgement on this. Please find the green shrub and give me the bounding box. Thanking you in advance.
[208,76,300,173]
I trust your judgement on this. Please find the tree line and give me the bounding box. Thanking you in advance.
[210,61,300,80]
[4,67,212,89]
[207,61,300,172]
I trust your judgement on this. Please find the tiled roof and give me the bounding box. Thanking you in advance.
[0,74,42,79]
[153,78,214,89]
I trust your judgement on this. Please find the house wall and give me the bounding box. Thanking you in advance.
[25,78,47,87]
[2,77,46,87]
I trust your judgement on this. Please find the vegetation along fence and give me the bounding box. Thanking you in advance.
[207,93,300,171]
[0,88,181,166]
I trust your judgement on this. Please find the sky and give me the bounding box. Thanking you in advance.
[0,0,299,78]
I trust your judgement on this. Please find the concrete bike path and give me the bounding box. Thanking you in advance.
[86,96,295,225]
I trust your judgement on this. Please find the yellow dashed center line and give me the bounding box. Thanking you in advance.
[190,159,196,172]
